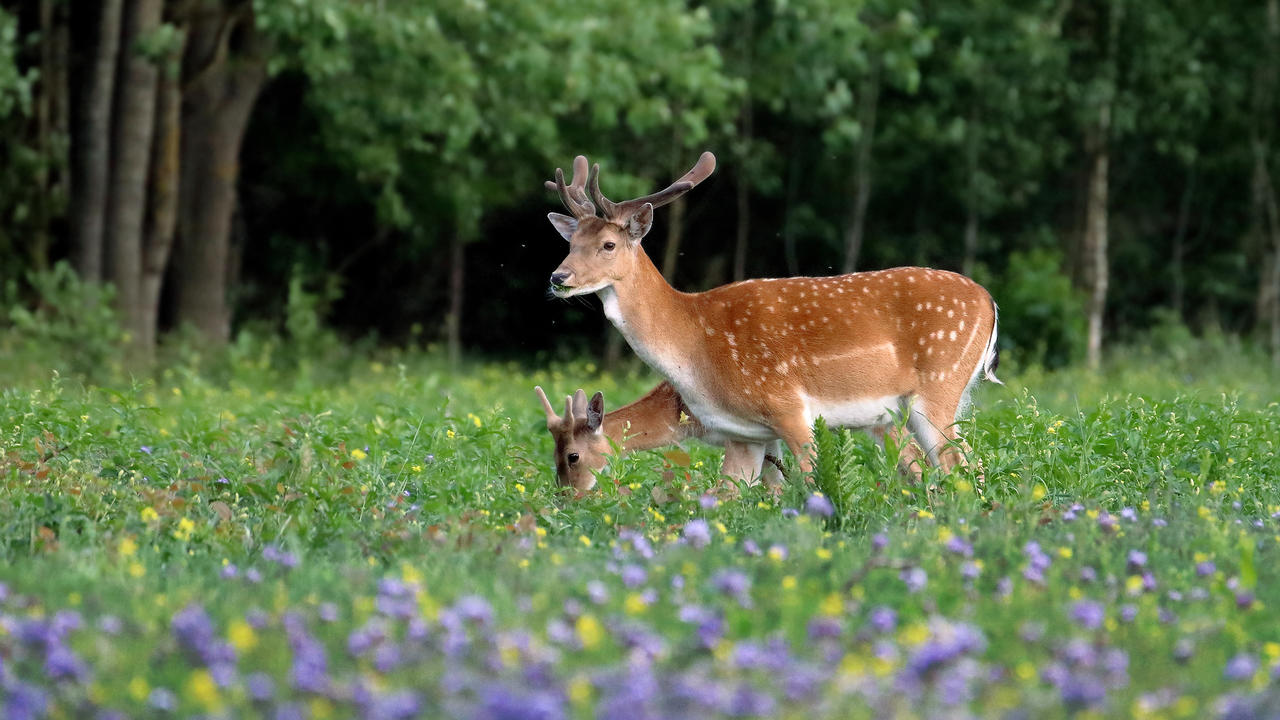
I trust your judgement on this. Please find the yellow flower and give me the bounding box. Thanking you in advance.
[119,537,138,557]
[128,561,145,578]
[1057,547,1073,559]
[140,507,159,523]
[955,479,973,493]
[172,517,196,542]
[1198,506,1211,519]
[446,429,456,439]
[185,669,221,711]
[350,448,367,460]
[579,535,592,548]
[568,675,593,706]
[515,483,525,494]
[820,593,842,615]
[576,614,603,650]
[816,548,833,560]
[768,546,786,563]
[128,676,150,702]
[781,575,797,590]
[624,593,648,615]
[411,464,422,473]
[228,619,258,652]
[1032,485,1047,501]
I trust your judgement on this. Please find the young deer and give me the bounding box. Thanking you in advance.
[534,384,783,493]
[544,153,1000,475]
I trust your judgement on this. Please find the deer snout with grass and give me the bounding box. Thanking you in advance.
[534,384,784,494]
[545,152,1002,477]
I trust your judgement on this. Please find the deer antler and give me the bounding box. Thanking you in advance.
[591,151,717,222]
[534,386,561,429]
[545,156,598,220]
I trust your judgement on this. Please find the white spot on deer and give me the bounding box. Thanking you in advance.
[776,361,788,374]
[822,317,830,323]
[863,286,870,293]
[916,303,923,311]
[725,332,737,347]
[705,326,715,336]
[792,306,799,312]
[918,337,926,346]
[907,276,916,283]
[926,347,934,357]
[947,310,954,318]
[959,320,965,331]
[925,302,932,310]
[949,330,957,341]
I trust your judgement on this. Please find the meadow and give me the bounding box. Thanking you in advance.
[1,331,1279,719]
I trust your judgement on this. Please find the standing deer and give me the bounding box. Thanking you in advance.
[544,153,1000,476]
[533,384,784,493]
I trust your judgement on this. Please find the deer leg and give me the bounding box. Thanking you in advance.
[759,439,785,489]
[775,414,817,476]
[720,440,767,485]
[905,397,968,473]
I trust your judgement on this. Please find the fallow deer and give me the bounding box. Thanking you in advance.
[534,384,784,493]
[544,153,1001,476]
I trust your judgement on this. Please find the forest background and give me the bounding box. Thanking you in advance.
[1,0,1278,375]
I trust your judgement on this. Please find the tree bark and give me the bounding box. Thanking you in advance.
[140,20,188,353]
[104,0,163,351]
[69,0,123,283]
[172,1,268,344]
[842,62,880,274]
[1082,1,1121,371]
[446,233,464,367]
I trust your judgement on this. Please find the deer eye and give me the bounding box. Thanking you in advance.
[601,241,616,251]
[567,452,580,464]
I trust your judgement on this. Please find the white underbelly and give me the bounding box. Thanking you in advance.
[683,395,778,442]
[804,394,902,429]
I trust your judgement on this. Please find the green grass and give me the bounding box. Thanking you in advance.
[1,337,1278,718]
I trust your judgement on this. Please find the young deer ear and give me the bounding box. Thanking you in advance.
[626,203,653,245]
[587,391,605,434]
[547,212,578,241]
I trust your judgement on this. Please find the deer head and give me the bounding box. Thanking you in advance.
[534,386,609,491]
[545,152,716,297]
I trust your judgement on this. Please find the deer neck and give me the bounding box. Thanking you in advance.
[598,251,701,378]
[602,382,702,453]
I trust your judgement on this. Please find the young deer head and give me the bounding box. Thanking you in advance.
[546,153,715,297]
[534,386,608,491]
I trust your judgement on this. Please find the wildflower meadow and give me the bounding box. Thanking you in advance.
[1,336,1279,719]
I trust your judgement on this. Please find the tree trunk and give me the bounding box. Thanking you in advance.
[1082,1,1121,371]
[172,1,268,344]
[141,21,188,353]
[1082,109,1110,371]
[69,0,123,283]
[446,233,465,367]
[104,0,163,351]
[661,197,686,283]
[842,63,880,274]
[961,110,981,278]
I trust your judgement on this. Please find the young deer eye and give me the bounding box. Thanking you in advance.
[601,241,616,251]
[567,452,580,464]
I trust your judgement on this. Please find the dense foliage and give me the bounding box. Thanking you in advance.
[0,0,1278,367]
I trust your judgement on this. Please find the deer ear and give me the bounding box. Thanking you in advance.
[626,203,653,245]
[548,212,578,241]
[587,391,605,433]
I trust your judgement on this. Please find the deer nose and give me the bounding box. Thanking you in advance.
[550,271,571,287]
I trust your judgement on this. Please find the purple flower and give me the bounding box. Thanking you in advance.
[867,606,897,634]
[1235,590,1256,609]
[1069,600,1105,630]
[1196,560,1216,577]
[711,569,752,606]
[804,493,835,518]
[45,642,89,681]
[871,533,889,551]
[221,563,239,579]
[900,567,927,593]
[245,567,263,583]
[682,519,712,549]
[945,535,973,557]
[586,581,609,605]
[742,539,761,557]
[148,688,177,711]
[699,494,718,510]
[246,672,275,701]
[1079,566,1098,583]
[781,507,800,518]
[1224,653,1258,681]
[1119,604,1138,623]
[1097,511,1117,532]
[621,564,647,588]
[1120,507,1137,521]
[960,561,981,580]
[996,576,1014,598]
[807,616,843,641]
[1126,550,1148,571]
[140,446,152,454]
[263,544,299,569]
